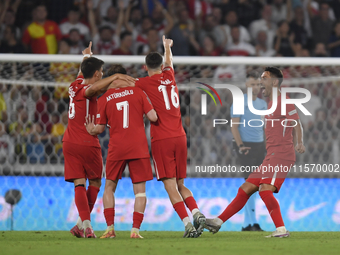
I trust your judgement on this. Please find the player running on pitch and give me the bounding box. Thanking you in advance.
[204,67,306,237]
[63,43,135,238]
[85,64,158,239]
[231,72,266,232]
[114,36,206,238]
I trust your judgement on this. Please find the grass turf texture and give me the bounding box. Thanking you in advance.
[1,231,339,255]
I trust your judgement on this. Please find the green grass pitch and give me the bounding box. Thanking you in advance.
[1,231,339,255]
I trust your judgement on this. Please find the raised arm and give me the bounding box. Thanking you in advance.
[116,0,125,36]
[274,30,281,53]
[124,1,135,33]
[163,35,173,68]
[328,38,340,49]
[142,0,149,15]
[0,0,10,27]
[155,1,174,36]
[188,22,200,52]
[87,0,98,38]
[94,0,106,25]
[293,119,305,154]
[286,0,292,22]
[78,41,93,77]
[12,0,21,13]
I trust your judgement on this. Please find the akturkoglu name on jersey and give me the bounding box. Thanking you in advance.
[106,89,134,102]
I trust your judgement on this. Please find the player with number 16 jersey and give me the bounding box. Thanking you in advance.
[135,67,185,144]
[121,36,207,238]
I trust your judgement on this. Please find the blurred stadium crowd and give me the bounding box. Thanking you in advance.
[2,0,340,57]
[0,0,340,176]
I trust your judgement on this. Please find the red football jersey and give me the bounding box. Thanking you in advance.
[97,87,153,160]
[265,95,300,160]
[135,66,186,142]
[62,75,100,148]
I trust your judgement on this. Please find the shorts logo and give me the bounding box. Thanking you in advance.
[97,114,100,118]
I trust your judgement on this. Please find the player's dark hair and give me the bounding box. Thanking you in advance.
[145,52,163,69]
[246,71,259,79]
[107,64,127,76]
[120,31,132,41]
[81,57,104,79]
[264,66,283,86]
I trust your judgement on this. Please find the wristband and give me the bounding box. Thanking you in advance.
[83,54,91,59]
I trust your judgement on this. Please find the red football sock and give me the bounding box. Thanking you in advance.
[259,190,284,228]
[87,186,100,212]
[75,186,91,221]
[132,212,144,229]
[218,188,249,222]
[173,201,189,220]
[184,196,199,212]
[104,208,115,227]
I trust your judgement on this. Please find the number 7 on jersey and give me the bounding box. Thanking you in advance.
[116,101,129,128]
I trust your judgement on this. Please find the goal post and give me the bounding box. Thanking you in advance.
[0,54,339,231]
[0,54,339,176]
[2,54,340,65]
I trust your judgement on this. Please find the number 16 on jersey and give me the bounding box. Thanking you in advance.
[158,85,179,110]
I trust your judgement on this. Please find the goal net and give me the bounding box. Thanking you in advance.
[0,55,339,231]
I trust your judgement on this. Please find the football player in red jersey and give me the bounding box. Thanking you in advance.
[85,64,157,239]
[113,36,206,238]
[205,67,306,238]
[63,42,135,238]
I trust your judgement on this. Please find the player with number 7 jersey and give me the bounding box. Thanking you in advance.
[129,36,207,238]
[85,64,157,239]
